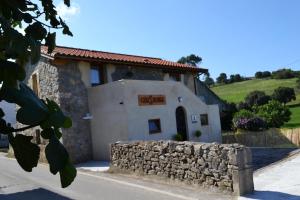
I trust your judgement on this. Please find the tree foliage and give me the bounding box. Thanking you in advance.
[216,73,227,84]
[253,100,291,128]
[177,54,202,66]
[0,0,76,188]
[272,87,296,105]
[244,90,271,108]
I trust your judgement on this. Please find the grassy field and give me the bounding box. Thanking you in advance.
[211,78,300,128]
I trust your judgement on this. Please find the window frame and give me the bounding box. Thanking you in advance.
[148,119,162,134]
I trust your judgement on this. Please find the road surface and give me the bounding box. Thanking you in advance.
[0,154,231,200]
[239,150,300,200]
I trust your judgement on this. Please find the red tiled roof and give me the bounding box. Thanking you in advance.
[41,45,207,73]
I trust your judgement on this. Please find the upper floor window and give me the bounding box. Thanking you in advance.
[90,66,104,86]
[169,73,181,82]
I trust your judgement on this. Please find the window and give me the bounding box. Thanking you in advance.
[32,73,39,96]
[148,119,161,134]
[200,114,209,126]
[90,66,104,86]
[169,73,181,81]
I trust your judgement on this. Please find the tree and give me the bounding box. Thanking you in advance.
[216,73,227,84]
[254,100,291,128]
[203,73,215,87]
[262,71,271,78]
[177,54,202,66]
[244,91,271,107]
[272,68,296,79]
[255,71,263,79]
[0,0,76,188]
[272,87,296,105]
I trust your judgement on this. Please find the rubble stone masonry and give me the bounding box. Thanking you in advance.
[111,141,254,195]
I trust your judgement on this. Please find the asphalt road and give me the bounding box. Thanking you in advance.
[0,154,231,200]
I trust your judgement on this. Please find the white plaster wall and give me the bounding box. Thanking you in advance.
[88,81,129,160]
[88,80,221,160]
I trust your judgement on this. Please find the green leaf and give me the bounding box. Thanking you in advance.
[59,160,77,188]
[63,117,72,128]
[45,135,69,175]
[40,99,72,129]
[64,0,70,7]
[45,32,56,53]
[54,128,62,139]
[0,83,48,125]
[9,134,40,172]
[0,60,26,85]
[41,128,54,139]
[25,22,47,41]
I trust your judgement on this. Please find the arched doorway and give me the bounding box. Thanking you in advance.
[176,106,188,141]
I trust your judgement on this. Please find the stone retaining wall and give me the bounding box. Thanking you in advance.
[110,141,254,195]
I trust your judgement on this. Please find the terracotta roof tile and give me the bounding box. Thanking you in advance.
[41,45,207,73]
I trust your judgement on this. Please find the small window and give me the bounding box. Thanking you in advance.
[200,114,209,126]
[148,119,161,134]
[32,73,39,96]
[169,73,181,81]
[90,66,104,86]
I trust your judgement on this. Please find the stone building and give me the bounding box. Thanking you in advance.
[22,45,222,162]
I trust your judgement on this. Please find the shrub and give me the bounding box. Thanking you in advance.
[194,130,202,138]
[233,117,267,131]
[254,100,291,128]
[233,109,255,122]
[272,87,296,105]
[173,133,184,141]
[237,101,251,111]
[245,90,271,107]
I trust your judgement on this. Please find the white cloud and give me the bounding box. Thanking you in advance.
[56,1,80,20]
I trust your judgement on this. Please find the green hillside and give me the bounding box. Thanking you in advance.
[211,78,300,128]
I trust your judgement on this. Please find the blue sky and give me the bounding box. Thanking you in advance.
[54,0,300,79]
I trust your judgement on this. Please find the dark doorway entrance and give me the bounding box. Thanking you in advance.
[176,106,188,141]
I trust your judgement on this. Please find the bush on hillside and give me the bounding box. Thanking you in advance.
[236,101,251,111]
[272,87,296,105]
[233,117,267,131]
[244,91,271,107]
[254,100,291,128]
[232,109,266,131]
[272,68,296,79]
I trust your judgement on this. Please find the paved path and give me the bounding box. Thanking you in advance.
[0,154,232,200]
[239,152,300,200]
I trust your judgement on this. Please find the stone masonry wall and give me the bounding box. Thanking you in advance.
[13,57,93,164]
[111,65,164,81]
[111,141,254,195]
[57,61,93,163]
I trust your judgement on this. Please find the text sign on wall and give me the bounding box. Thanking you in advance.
[138,95,166,106]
